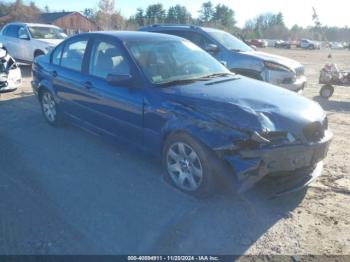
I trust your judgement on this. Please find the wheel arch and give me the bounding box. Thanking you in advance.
[37,79,56,101]
[160,117,246,156]
[34,49,45,58]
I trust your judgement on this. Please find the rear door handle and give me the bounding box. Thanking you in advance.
[83,81,94,89]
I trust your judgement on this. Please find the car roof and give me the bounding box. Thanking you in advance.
[4,22,60,28]
[140,24,200,30]
[78,31,183,42]
[139,24,227,34]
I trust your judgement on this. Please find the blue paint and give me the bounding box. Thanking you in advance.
[32,31,330,188]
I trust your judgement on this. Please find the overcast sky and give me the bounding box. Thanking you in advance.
[30,0,345,28]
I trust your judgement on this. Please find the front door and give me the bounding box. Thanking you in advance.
[82,37,144,143]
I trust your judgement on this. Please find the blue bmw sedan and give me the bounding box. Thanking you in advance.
[32,32,332,197]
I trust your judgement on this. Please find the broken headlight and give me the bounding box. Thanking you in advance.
[252,131,297,145]
[235,131,297,150]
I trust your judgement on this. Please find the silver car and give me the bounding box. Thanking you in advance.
[0,23,66,63]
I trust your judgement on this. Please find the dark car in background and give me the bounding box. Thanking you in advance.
[246,39,268,48]
[140,25,307,93]
[274,40,292,49]
[32,31,332,197]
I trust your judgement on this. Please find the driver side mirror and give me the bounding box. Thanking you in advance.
[205,44,219,53]
[106,74,133,86]
[19,34,30,40]
[250,45,257,51]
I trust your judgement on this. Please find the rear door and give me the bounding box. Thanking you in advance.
[1,25,22,60]
[50,35,91,121]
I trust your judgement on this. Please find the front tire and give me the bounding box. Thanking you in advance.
[162,133,218,197]
[40,90,62,126]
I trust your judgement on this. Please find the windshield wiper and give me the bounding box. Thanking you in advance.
[230,49,243,52]
[156,73,235,87]
[199,72,235,79]
[157,78,207,87]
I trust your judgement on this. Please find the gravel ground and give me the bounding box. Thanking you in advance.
[0,48,349,255]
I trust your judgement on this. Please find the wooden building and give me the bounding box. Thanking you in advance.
[38,12,98,35]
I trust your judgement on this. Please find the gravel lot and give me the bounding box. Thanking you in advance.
[0,48,349,255]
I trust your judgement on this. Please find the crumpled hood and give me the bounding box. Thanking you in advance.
[161,76,325,136]
[245,51,302,70]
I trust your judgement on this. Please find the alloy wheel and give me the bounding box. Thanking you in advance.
[41,92,57,123]
[166,142,203,191]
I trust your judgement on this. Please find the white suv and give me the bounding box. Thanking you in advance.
[0,23,67,63]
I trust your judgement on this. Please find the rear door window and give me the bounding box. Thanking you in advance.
[61,38,88,71]
[4,25,20,38]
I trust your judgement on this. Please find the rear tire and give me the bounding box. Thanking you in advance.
[162,132,219,197]
[320,85,334,99]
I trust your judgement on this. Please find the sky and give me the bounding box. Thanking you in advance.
[27,0,346,28]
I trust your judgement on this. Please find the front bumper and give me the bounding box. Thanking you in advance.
[280,76,307,93]
[263,68,307,92]
[224,130,332,194]
[0,68,22,94]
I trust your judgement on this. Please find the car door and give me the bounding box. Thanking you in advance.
[50,35,91,121]
[17,26,33,61]
[82,36,144,143]
[2,25,22,60]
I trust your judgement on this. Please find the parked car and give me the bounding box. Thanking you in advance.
[140,25,307,93]
[246,39,268,48]
[274,40,291,49]
[299,39,321,49]
[32,32,332,197]
[263,39,277,47]
[0,23,67,63]
[329,42,344,49]
[0,44,21,94]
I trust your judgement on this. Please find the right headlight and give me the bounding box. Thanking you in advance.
[252,131,297,145]
[264,61,293,72]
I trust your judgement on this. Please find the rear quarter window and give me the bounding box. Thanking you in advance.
[60,39,88,71]
[51,44,64,65]
[3,25,19,38]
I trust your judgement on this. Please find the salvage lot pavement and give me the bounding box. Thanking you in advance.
[0,48,349,255]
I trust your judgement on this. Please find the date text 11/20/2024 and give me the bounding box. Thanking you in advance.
[127,256,220,261]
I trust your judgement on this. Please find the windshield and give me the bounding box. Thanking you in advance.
[127,39,229,85]
[205,29,253,52]
[28,26,67,39]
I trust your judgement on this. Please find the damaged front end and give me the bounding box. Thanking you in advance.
[0,47,22,94]
[216,118,332,196]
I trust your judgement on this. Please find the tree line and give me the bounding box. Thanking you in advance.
[1,0,350,42]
